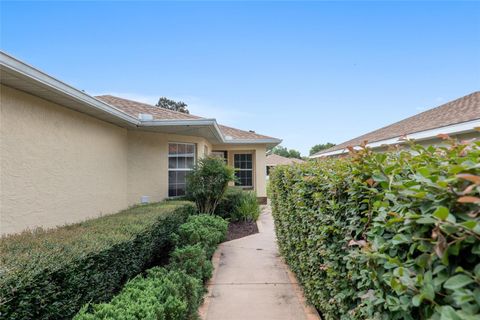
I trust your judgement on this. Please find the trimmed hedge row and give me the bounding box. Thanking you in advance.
[0,201,196,320]
[270,140,480,319]
[74,214,228,320]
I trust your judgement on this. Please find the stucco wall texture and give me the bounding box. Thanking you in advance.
[1,86,267,235]
[1,85,128,234]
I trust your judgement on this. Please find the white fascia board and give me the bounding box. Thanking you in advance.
[310,119,480,158]
[0,51,140,126]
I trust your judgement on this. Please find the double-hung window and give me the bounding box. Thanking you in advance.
[168,143,195,197]
[234,153,253,187]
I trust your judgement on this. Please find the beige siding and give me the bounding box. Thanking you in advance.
[0,85,128,234]
[126,131,211,205]
[212,144,268,197]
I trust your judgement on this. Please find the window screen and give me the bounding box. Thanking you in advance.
[168,143,195,197]
[234,153,253,187]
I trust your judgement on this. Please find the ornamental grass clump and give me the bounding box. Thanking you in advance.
[270,138,480,320]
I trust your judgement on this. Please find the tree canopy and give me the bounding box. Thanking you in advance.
[156,97,190,114]
[271,146,302,159]
[309,143,336,156]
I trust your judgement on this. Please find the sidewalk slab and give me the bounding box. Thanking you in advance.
[200,205,321,320]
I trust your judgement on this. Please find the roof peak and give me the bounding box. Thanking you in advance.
[312,91,480,157]
[95,94,204,119]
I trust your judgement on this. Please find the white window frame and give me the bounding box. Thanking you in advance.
[168,142,196,197]
[233,153,254,188]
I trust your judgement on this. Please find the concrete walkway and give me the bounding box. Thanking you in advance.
[200,205,320,320]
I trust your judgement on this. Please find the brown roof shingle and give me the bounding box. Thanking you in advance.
[266,154,305,166]
[314,91,480,156]
[95,95,277,141]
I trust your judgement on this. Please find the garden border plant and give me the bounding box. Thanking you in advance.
[0,201,196,320]
[74,214,228,320]
[270,138,480,319]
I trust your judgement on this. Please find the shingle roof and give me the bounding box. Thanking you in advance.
[95,95,277,141]
[266,154,305,166]
[313,91,480,156]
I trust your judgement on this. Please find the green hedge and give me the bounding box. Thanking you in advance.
[75,214,228,320]
[270,140,480,319]
[175,214,228,258]
[0,201,196,320]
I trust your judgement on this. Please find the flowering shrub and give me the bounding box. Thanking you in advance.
[270,139,480,319]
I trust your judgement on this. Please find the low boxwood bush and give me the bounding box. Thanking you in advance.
[0,201,196,320]
[169,244,213,282]
[74,267,203,320]
[75,208,229,319]
[270,140,480,319]
[175,214,228,258]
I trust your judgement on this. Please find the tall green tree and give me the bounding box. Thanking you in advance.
[271,146,302,159]
[156,97,190,114]
[309,143,335,156]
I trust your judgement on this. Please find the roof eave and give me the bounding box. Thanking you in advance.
[310,118,480,158]
[0,51,140,127]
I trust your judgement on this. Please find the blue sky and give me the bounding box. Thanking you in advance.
[1,1,479,155]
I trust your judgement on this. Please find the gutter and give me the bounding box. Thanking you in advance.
[0,51,141,126]
[0,50,281,147]
[310,118,480,158]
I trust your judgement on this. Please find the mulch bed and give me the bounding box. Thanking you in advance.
[225,221,259,241]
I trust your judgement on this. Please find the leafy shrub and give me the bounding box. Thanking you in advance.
[0,201,196,320]
[175,214,228,258]
[231,191,261,222]
[214,187,245,218]
[74,211,229,319]
[169,244,213,282]
[270,140,480,319]
[74,267,203,320]
[186,156,235,214]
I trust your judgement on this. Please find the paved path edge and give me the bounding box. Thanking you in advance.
[198,205,322,320]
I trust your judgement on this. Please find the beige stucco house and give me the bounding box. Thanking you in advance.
[0,51,281,235]
[310,91,480,158]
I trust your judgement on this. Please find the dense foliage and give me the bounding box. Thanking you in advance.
[215,187,261,222]
[186,156,235,214]
[270,140,480,319]
[0,201,196,320]
[175,214,228,258]
[309,142,336,156]
[214,187,246,218]
[75,214,228,320]
[271,145,303,159]
[156,97,190,114]
[230,191,261,222]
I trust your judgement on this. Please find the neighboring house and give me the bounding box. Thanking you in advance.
[0,51,281,235]
[265,153,305,175]
[311,91,480,158]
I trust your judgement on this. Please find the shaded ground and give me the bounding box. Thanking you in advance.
[226,221,259,241]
